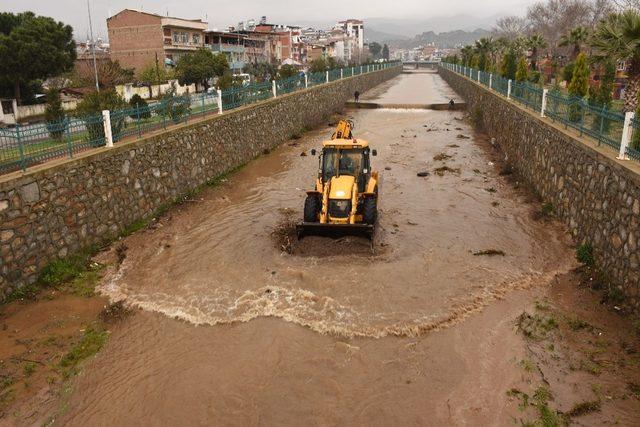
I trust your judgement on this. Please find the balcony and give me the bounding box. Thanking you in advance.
[207,43,245,54]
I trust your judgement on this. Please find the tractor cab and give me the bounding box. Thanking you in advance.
[298,119,380,239]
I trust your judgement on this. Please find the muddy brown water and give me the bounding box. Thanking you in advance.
[57,71,582,424]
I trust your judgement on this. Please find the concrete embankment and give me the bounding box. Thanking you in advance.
[438,66,640,313]
[0,66,401,297]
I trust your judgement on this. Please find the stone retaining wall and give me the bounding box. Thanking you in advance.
[439,67,640,311]
[0,66,401,298]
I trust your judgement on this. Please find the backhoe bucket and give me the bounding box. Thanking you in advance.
[296,222,375,240]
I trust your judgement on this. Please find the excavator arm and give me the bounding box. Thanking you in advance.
[331,120,354,140]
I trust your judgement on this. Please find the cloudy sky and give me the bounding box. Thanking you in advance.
[3,0,538,39]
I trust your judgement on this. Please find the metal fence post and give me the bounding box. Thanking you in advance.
[272,80,277,97]
[477,71,481,83]
[325,71,329,83]
[541,89,549,118]
[340,68,343,79]
[217,89,223,114]
[489,74,493,90]
[65,118,73,157]
[507,80,512,99]
[201,93,206,117]
[102,110,113,148]
[618,111,635,160]
[304,74,308,88]
[16,124,26,171]
[136,105,142,137]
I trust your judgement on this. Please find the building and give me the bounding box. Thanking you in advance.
[107,9,208,74]
[204,31,246,73]
[338,20,364,53]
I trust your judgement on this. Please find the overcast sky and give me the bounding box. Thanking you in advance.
[3,0,538,40]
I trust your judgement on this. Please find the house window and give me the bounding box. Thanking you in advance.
[193,34,200,44]
[173,32,180,44]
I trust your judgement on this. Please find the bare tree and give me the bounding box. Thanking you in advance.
[527,0,593,49]
[493,16,530,40]
[611,0,640,10]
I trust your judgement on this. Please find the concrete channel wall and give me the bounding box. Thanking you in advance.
[439,67,640,312]
[0,66,402,298]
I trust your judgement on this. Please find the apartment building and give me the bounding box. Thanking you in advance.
[204,31,246,73]
[107,9,208,74]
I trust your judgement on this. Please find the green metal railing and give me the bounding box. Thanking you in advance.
[0,61,400,174]
[441,62,640,163]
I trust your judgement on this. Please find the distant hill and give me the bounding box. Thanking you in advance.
[391,29,492,49]
[364,28,409,44]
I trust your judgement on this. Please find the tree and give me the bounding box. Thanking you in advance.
[591,9,640,111]
[516,57,529,82]
[309,58,328,73]
[44,88,66,140]
[75,90,128,143]
[0,12,75,103]
[278,64,298,79]
[527,0,592,52]
[501,49,518,80]
[369,42,382,58]
[139,60,174,85]
[474,37,494,71]
[568,53,590,121]
[74,59,134,89]
[493,15,530,40]
[244,62,278,82]
[526,34,548,71]
[382,44,390,60]
[559,26,590,59]
[174,49,228,91]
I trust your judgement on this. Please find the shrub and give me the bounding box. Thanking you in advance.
[128,94,150,119]
[44,88,67,140]
[160,87,190,123]
[75,90,127,145]
[576,243,594,266]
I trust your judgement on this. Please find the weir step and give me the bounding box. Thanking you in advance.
[345,102,467,111]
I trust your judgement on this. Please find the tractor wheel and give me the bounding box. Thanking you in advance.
[304,195,320,222]
[363,197,377,225]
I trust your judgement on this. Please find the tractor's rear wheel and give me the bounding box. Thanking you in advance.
[304,195,320,223]
[363,197,377,225]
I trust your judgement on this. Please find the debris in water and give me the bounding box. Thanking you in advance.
[447,144,460,148]
[99,301,133,324]
[456,134,470,139]
[433,153,452,161]
[473,249,506,256]
[385,166,392,171]
[492,201,500,207]
[300,152,307,156]
[417,171,430,177]
[455,127,463,131]
[407,221,418,226]
[485,187,497,193]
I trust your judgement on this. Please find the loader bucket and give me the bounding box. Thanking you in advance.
[296,222,375,240]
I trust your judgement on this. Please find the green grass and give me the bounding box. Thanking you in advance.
[567,316,593,331]
[58,326,108,378]
[576,243,594,266]
[518,312,559,339]
[541,202,554,216]
[22,362,37,377]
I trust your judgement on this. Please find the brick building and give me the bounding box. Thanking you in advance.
[107,9,208,75]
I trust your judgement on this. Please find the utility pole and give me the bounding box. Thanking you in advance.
[87,0,100,92]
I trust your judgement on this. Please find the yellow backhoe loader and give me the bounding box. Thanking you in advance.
[297,120,379,239]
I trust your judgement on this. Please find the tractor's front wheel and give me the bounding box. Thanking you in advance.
[304,195,320,222]
[363,197,377,225]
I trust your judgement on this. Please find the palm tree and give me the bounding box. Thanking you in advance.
[526,34,548,71]
[460,46,474,67]
[591,10,640,111]
[474,37,494,71]
[559,26,590,59]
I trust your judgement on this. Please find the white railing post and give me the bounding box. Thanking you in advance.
[541,88,549,118]
[326,71,329,83]
[272,80,277,97]
[304,74,308,88]
[102,110,113,148]
[217,89,222,114]
[618,112,635,160]
[507,79,512,99]
[341,68,344,79]
[477,70,481,83]
[489,74,493,90]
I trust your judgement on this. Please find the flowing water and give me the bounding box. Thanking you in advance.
[58,70,578,425]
